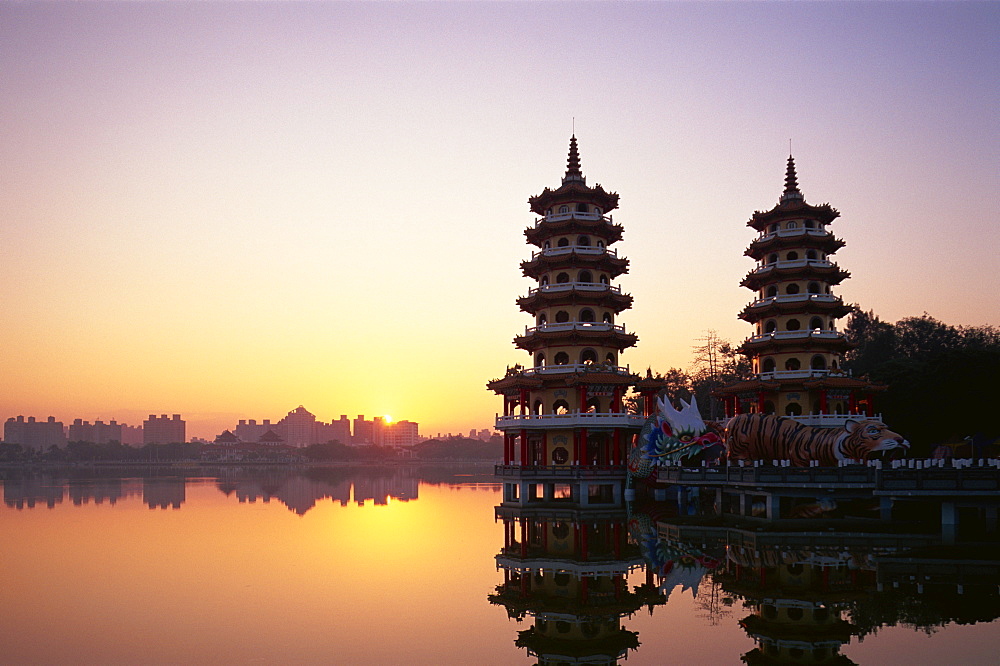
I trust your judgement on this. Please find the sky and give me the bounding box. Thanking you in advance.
[2,2,998,440]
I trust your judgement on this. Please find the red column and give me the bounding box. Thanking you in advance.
[579,385,587,411]
[613,429,622,466]
[580,428,589,466]
[849,391,858,414]
[612,387,621,412]
[519,430,528,465]
[819,390,828,415]
[865,393,874,417]
[644,393,655,417]
[757,391,766,413]
[518,389,527,416]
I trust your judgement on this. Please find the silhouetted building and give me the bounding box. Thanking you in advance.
[3,415,66,450]
[353,414,373,445]
[143,414,185,445]
[68,419,123,444]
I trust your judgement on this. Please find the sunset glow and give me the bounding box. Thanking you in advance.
[1,3,996,439]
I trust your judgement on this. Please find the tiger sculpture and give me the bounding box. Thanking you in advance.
[725,413,909,467]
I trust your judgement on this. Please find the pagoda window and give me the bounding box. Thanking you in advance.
[811,355,827,370]
[554,352,570,365]
[532,400,543,415]
[810,316,823,331]
[806,249,817,260]
[555,621,572,634]
[559,205,568,213]
[762,358,776,373]
[580,308,595,322]
[585,398,600,413]
[786,319,801,330]
[578,235,591,246]
[540,276,549,287]
[581,349,598,365]
[787,251,799,261]
[785,357,801,371]
[538,313,547,326]
[769,224,778,233]
[785,402,803,416]
[596,239,605,249]
[556,272,570,284]
[600,274,609,285]
[576,203,588,212]
[555,310,570,323]
[765,320,777,333]
[578,270,593,283]
[831,359,839,370]
[767,253,778,264]
[535,353,545,367]
[557,237,569,247]
[805,219,816,229]
[543,240,551,250]
[595,207,602,215]
[786,284,800,295]
[602,312,613,324]
[808,281,821,294]
[763,401,776,415]
[786,221,798,229]
[553,400,570,414]
[766,286,778,298]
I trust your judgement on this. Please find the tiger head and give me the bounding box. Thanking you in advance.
[840,419,910,461]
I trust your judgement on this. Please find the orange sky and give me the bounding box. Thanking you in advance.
[2,3,997,439]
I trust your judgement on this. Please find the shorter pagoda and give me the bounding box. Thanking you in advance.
[717,156,885,426]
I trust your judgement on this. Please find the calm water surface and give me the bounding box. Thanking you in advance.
[1,465,998,665]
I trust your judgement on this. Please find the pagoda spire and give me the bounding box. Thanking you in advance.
[780,154,804,203]
[562,134,585,185]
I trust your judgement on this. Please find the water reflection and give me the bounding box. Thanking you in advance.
[1,464,498,514]
[632,493,1000,664]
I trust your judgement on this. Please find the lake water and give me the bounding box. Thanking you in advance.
[2,465,998,665]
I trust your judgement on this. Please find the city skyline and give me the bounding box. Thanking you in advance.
[2,3,997,440]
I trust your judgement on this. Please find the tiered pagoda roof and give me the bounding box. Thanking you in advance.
[527,135,620,216]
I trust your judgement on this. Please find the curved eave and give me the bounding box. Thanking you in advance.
[521,253,629,279]
[739,300,853,323]
[747,200,840,231]
[487,375,545,393]
[515,629,639,659]
[525,219,624,246]
[514,330,638,353]
[517,290,634,315]
[714,379,782,396]
[745,234,845,258]
[740,266,850,290]
[528,182,620,215]
[739,336,855,355]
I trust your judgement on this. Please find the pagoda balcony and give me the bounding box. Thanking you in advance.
[523,322,627,335]
[530,245,619,260]
[511,363,634,377]
[744,293,840,309]
[528,282,622,296]
[756,227,831,242]
[495,554,643,577]
[495,411,646,429]
[757,368,843,381]
[535,211,611,225]
[754,258,833,271]
[746,329,844,344]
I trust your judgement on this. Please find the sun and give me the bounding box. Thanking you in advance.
[383,414,393,424]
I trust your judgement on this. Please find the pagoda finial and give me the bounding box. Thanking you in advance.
[780,154,803,203]
[562,134,585,185]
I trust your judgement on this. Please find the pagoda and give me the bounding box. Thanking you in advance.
[487,136,660,506]
[717,156,885,425]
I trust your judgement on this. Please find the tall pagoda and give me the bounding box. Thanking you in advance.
[717,156,884,425]
[487,136,659,506]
